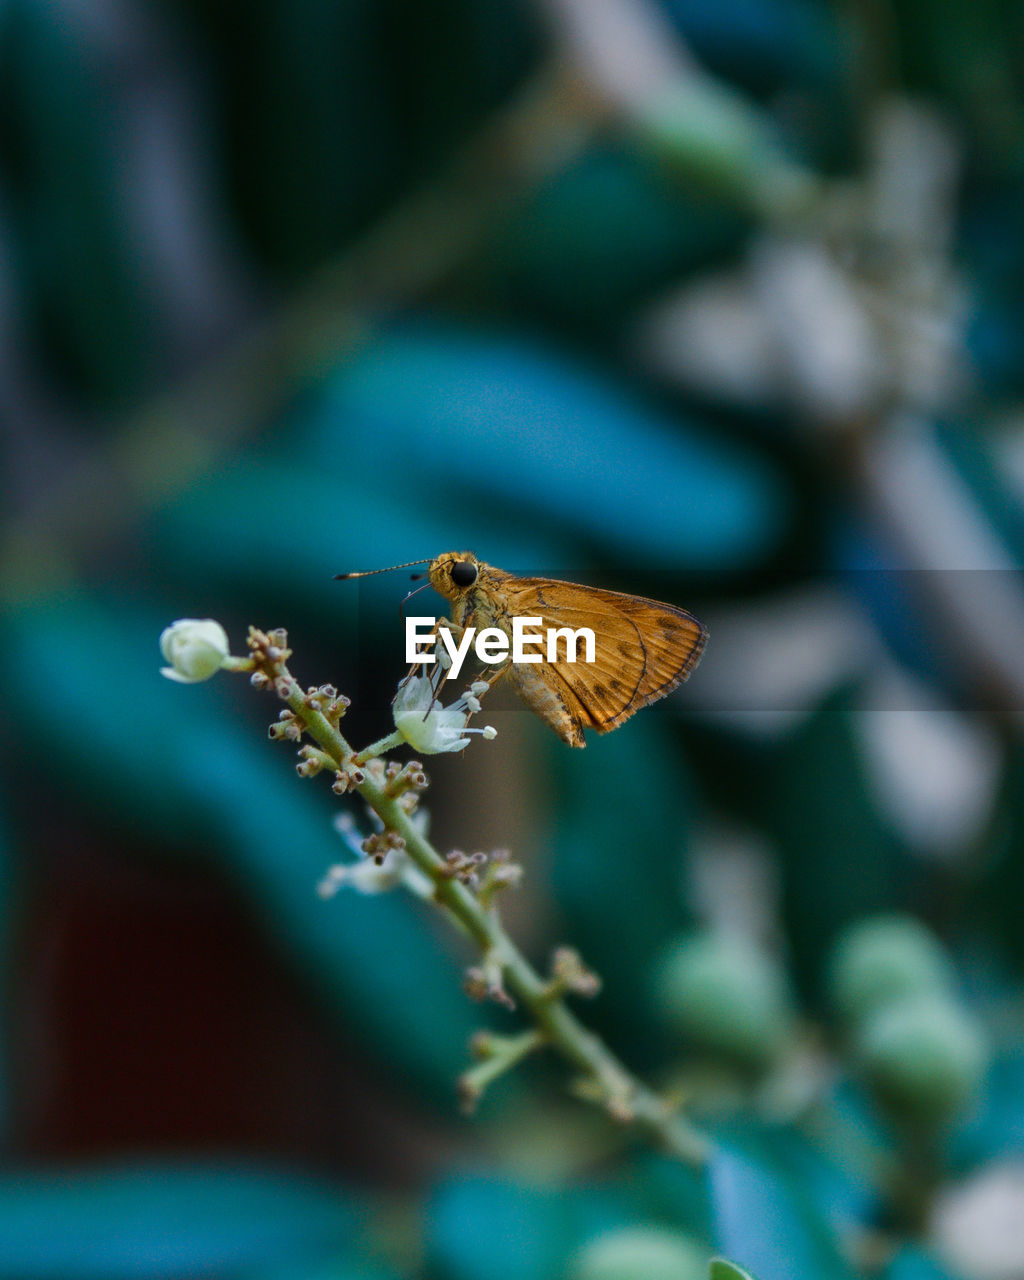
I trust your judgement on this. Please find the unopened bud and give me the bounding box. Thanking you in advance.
[159,619,230,683]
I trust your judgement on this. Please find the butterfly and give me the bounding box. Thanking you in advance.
[337,552,707,747]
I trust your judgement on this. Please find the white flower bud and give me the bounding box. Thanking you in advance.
[160,618,231,683]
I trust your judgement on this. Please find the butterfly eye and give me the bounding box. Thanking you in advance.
[451,560,478,587]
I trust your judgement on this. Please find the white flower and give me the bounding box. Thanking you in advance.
[160,618,231,683]
[318,855,407,896]
[318,813,433,899]
[318,849,433,898]
[392,673,497,754]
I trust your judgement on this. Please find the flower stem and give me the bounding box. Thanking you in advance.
[251,635,711,1169]
[459,1029,546,1111]
[355,731,404,764]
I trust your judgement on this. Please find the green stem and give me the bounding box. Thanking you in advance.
[459,1029,546,1109]
[355,731,404,764]
[222,656,256,673]
[266,655,710,1169]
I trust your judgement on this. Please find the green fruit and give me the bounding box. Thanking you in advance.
[655,932,794,1069]
[828,915,954,1025]
[571,1227,708,1280]
[857,995,989,1124]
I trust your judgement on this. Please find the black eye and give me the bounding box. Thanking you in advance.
[451,560,478,587]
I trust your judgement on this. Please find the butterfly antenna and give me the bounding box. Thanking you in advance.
[334,559,430,580]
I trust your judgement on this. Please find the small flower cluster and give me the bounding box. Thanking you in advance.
[434,847,524,909]
[465,950,516,1010]
[438,849,489,884]
[462,944,601,1013]
[269,709,303,743]
[267,684,350,748]
[361,828,407,864]
[548,946,602,1000]
[383,758,428,799]
[317,813,434,900]
[246,626,292,694]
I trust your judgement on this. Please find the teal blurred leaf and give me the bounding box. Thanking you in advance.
[546,720,695,1062]
[954,1046,1024,1164]
[300,324,789,571]
[936,421,1024,581]
[248,1258,398,1280]
[759,688,904,997]
[0,1160,360,1279]
[884,1246,961,1280]
[662,0,841,96]
[968,303,1024,397]
[145,456,565,609]
[494,145,744,326]
[743,1122,874,1250]
[709,1146,855,1280]
[426,1175,631,1280]
[428,1178,566,1280]
[636,1154,715,1242]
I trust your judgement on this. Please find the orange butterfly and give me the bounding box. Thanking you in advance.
[338,551,707,747]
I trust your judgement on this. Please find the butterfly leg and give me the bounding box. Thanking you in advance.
[423,617,466,714]
[477,661,512,691]
[392,617,463,706]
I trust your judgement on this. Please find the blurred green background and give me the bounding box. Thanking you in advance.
[3,0,1024,1276]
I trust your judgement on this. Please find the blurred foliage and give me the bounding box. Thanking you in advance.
[2,0,1024,1277]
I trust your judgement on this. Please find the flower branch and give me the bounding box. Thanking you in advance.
[161,620,710,1168]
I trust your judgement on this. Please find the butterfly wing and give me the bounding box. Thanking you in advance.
[501,578,707,746]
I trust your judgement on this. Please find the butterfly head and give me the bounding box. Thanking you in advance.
[429,551,481,601]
